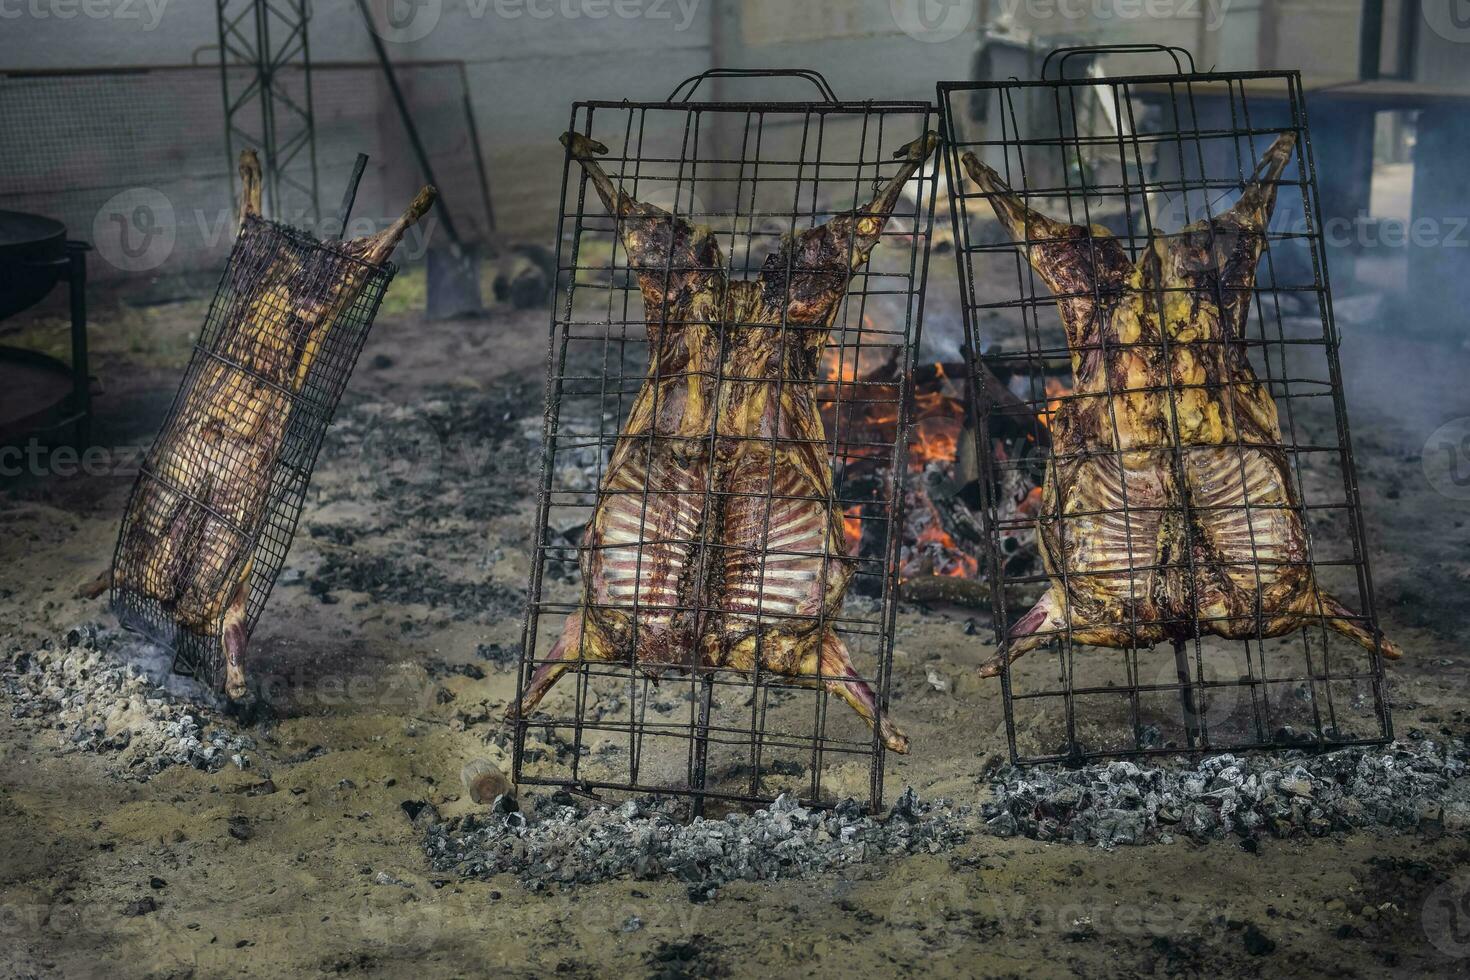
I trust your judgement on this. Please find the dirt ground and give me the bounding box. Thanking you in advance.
[2,267,1469,979]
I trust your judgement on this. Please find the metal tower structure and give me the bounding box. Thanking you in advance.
[216,0,321,222]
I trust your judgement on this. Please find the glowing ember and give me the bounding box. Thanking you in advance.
[1039,377,1070,430]
[818,345,1062,583]
[842,504,863,557]
[909,416,961,471]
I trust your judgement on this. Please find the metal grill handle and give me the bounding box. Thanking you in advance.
[1040,43,1197,79]
[666,68,839,103]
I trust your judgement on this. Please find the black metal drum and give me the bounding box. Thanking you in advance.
[0,209,68,320]
[0,209,89,448]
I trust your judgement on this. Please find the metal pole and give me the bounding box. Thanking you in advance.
[354,0,461,246]
[334,153,369,239]
[67,242,89,449]
[456,62,496,235]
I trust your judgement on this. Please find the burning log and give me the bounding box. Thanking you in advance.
[817,341,1067,589]
[898,574,990,607]
[964,352,1053,452]
[961,132,1402,677]
[509,130,941,753]
[113,152,435,698]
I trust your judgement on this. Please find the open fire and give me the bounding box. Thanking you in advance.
[820,338,1071,592]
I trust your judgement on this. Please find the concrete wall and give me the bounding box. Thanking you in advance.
[0,0,714,254]
[0,0,982,251]
[988,0,1356,75]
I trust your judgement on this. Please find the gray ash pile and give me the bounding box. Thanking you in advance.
[983,738,1470,847]
[1,624,254,778]
[424,789,968,898]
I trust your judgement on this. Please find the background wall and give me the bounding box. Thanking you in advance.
[0,0,978,247]
[5,0,1470,330]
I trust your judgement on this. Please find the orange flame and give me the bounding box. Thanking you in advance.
[821,347,1067,582]
[842,504,863,556]
[909,417,960,470]
[911,495,980,578]
[1038,377,1070,431]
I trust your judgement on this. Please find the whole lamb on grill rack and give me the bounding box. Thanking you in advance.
[112,151,435,698]
[510,130,941,752]
[960,132,1402,677]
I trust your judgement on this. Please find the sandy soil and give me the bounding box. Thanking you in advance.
[2,274,1468,978]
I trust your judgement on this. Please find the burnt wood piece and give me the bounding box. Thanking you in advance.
[962,132,1401,677]
[511,131,941,752]
[898,574,990,607]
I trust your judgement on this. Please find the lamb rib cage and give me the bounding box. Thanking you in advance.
[514,71,939,812]
[939,47,1394,764]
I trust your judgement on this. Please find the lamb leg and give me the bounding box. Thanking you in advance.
[817,631,908,753]
[507,612,588,720]
[961,152,1134,354]
[1296,590,1404,660]
[560,133,628,218]
[759,132,940,330]
[979,587,1065,678]
[840,132,941,268]
[221,559,252,699]
[560,130,726,324]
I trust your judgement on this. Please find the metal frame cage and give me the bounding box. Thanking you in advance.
[112,215,396,687]
[513,69,940,812]
[940,45,1395,764]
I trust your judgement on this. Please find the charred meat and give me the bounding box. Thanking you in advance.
[114,151,435,698]
[962,132,1401,675]
[511,131,940,752]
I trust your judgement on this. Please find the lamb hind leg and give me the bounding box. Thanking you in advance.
[979,587,1064,678]
[222,560,252,699]
[505,612,587,720]
[817,631,909,754]
[1296,590,1404,660]
[560,132,628,217]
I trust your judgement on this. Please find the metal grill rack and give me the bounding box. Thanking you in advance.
[513,69,939,812]
[112,210,395,688]
[939,45,1395,764]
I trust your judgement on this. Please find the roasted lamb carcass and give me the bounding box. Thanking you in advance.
[114,151,434,698]
[961,132,1401,677]
[511,131,940,752]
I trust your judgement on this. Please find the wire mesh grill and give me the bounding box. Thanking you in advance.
[940,47,1395,764]
[112,215,395,687]
[513,73,939,812]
